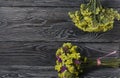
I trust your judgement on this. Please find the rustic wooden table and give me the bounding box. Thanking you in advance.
[0,66,119,78]
[0,0,120,78]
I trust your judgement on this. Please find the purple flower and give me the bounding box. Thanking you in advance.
[60,66,67,73]
[74,59,80,64]
[56,56,62,62]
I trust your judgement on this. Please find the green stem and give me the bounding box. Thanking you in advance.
[100,58,120,68]
[93,0,96,15]
[89,58,120,68]
[97,0,102,8]
[93,0,97,27]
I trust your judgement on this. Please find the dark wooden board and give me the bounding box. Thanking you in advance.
[0,65,119,78]
[0,41,119,66]
[82,68,120,78]
[0,0,119,8]
[0,65,57,78]
[0,7,120,42]
[0,0,120,77]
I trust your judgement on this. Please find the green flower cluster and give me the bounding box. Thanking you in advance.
[55,43,87,78]
[69,0,120,32]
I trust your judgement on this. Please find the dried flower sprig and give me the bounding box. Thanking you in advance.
[55,43,87,78]
[68,0,120,32]
[55,43,120,78]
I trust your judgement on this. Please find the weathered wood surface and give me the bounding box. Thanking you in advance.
[0,7,120,42]
[0,65,119,78]
[82,68,120,78]
[0,66,57,78]
[0,0,119,8]
[0,0,120,77]
[0,41,119,66]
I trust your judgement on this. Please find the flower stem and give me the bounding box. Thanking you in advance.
[98,58,120,68]
[87,58,120,68]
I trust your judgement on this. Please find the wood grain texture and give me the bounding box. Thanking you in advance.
[0,41,59,66]
[0,65,57,78]
[0,65,119,78]
[0,7,120,42]
[0,0,119,8]
[0,0,120,77]
[82,68,120,78]
[0,41,119,66]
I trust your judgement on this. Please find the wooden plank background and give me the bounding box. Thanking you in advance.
[0,0,120,78]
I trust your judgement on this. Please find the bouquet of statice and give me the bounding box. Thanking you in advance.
[55,43,120,78]
[68,0,120,32]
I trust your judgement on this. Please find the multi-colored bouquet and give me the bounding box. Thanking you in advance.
[55,43,87,78]
[68,0,120,32]
[55,43,120,78]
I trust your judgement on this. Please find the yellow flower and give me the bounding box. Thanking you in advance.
[70,46,78,53]
[55,64,62,72]
[56,48,63,56]
[58,73,62,78]
[56,60,62,64]
[116,14,120,20]
[61,70,72,78]
[81,8,92,16]
[80,4,85,9]
[70,53,80,60]
[65,59,73,65]
[96,7,101,14]
[60,53,67,61]
[55,43,86,78]
[84,16,92,23]
[63,43,72,49]
[68,0,120,32]
[66,65,75,73]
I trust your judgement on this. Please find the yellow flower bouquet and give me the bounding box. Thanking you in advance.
[55,43,87,78]
[55,43,120,78]
[69,0,120,32]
